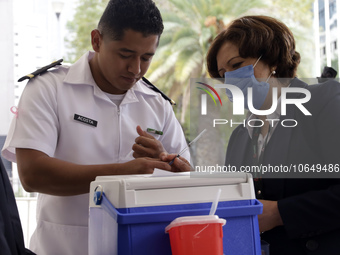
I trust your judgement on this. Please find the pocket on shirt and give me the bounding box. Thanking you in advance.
[30,220,88,255]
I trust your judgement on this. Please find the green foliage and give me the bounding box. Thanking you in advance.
[146,0,268,124]
[267,0,315,78]
[331,58,339,77]
[65,0,108,63]
[65,0,316,147]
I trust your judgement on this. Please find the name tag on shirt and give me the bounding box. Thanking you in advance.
[74,114,98,127]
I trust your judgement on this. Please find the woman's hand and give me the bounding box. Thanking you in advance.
[258,199,283,232]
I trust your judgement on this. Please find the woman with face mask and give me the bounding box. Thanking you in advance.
[206,16,340,255]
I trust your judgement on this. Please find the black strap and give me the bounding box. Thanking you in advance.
[142,77,176,105]
[251,119,270,199]
[252,123,261,167]
[18,59,63,82]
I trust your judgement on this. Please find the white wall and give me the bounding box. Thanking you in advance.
[0,0,15,135]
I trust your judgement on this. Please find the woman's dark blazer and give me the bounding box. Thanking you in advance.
[0,156,35,255]
[225,78,340,255]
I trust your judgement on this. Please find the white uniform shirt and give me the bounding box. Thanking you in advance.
[2,51,189,255]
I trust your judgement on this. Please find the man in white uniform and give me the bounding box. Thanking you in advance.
[1,0,189,254]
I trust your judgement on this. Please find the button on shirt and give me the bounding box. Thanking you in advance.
[1,51,190,255]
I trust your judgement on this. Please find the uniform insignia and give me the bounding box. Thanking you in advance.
[18,59,63,82]
[142,77,176,105]
[74,114,98,127]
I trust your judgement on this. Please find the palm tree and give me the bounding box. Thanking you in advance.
[147,0,267,124]
[65,0,109,63]
[65,0,315,168]
[263,0,315,78]
[147,0,314,166]
[146,0,268,166]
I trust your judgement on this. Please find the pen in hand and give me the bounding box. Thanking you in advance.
[169,129,207,165]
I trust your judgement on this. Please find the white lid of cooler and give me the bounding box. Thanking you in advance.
[89,172,255,208]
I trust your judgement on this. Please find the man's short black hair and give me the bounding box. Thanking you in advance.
[98,0,164,40]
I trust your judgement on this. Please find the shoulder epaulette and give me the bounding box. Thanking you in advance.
[142,77,176,105]
[18,59,63,82]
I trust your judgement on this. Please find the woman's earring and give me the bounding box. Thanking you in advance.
[265,70,276,82]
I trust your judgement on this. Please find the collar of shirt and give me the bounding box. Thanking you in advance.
[246,96,282,140]
[62,51,158,105]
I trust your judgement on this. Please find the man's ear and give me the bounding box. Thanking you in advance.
[91,29,102,52]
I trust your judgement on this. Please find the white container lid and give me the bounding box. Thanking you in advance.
[89,173,255,208]
[165,215,226,233]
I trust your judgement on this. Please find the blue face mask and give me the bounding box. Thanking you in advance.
[224,57,271,110]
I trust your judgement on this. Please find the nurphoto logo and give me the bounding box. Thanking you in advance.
[214,84,311,116]
[196,82,222,115]
[198,82,312,128]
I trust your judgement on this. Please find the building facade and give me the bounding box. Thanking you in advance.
[1,0,75,190]
[315,0,340,76]
[0,0,15,178]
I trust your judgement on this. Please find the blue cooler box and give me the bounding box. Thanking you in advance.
[89,172,262,255]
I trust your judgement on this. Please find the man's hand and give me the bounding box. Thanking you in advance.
[258,200,283,232]
[123,157,172,174]
[160,153,192,172]
[132,125,166,159]
[15,148,172,196]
